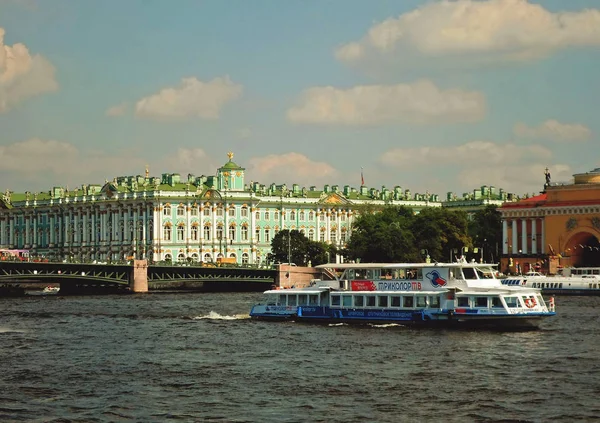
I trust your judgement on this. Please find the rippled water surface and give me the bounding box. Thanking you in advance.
[1,293,599,422]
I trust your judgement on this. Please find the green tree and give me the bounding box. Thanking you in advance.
[411,207,471,262]
[270,229,309,265]
[344,206,420,262]
[468,205,502,263]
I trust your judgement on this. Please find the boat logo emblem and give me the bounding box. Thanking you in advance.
[426,270,447,287]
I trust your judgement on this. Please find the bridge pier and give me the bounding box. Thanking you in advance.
[130,260,148,293]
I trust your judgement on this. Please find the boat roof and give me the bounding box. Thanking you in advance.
[315,262,498,269]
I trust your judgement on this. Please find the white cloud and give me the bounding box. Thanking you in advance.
[514,120,592,142]
[160,148,219,177]
[379,140,561,194]
[105,102,128,117]
[246,153,338,186]
[0,27,58,112]
[0,138,146,190]
[335,0,600,66]
[287,80,485,125]
[134,76,243,120]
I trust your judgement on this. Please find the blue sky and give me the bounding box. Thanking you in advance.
[1,0,599,197]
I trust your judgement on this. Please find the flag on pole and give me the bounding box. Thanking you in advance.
[361,167,365,186]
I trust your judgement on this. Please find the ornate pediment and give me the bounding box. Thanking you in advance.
[319,193,351,205]
[101,182,119,199]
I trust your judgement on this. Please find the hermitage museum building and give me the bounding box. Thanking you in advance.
[0,153,509,265]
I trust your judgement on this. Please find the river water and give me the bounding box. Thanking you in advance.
[1,292,599,422]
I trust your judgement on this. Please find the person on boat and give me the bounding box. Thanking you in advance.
[548,296,555,312]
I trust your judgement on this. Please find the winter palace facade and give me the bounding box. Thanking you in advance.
[0,153,510,264]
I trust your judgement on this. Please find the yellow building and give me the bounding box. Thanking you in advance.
[500,168,600,274]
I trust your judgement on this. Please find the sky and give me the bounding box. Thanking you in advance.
[0,0,599,197]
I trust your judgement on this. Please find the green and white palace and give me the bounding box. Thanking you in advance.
[0,153,513,264]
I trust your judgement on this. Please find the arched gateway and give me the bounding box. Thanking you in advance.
[500,168,600,275]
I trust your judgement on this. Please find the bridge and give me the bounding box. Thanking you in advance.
[0,261,276,294]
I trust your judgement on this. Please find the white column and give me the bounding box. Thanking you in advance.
[521,219,527,254]
[531,218,537,255]
[502,220,508,255]
[541,219,546,254]
[512,219,518,254]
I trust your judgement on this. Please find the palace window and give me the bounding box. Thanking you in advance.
[191,226,198,241]
[320,213,325,222]
[177,205,185,216]
[163,225,172,241]
[255,228,261,242]
[203,253,212,263]
[341,232,347,243]
[330,230,337,245]
[274,211,279,220]
[290,211,296,220]
[204,225,211,240]
[308,229,315,241]
[320,230,325,242]
[229,225,236,240]
[177,225,185,241]
[229,207,236,218]
[216,226,224,240]
[241,206,248,217]
[241,225,249,241]
[265,229,271,243]
[217,205,224,217]
[309,211,314,220]
[341,214,346,222]
[265,211,270,220]
[255,211,260,220]
[163,205,171,216]
[299,211,305,221]
[203,206,211,217]
[191,207,198,216]
[242,253,249,265]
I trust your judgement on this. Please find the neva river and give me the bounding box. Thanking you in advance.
[1,292,599,422]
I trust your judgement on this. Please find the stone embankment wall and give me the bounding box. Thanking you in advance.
[275,264,323,288]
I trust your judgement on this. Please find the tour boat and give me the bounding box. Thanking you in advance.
[250,260,555,330]
[502,267,600,295]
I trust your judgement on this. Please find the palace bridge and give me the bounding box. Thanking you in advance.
[0,261,277,295]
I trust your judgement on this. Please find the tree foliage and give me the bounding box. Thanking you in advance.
[468,205,502,262]
[269,229,335,266]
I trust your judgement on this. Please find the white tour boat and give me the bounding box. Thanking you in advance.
[502,267,600,295]
[250,260,555,330]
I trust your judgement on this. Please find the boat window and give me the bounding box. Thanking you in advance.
[266,294,277,306]
[491,297,502,308]
[331,295,341,306]
[457,297,469,307]
[403,296,414,308]
[278,294,287,305]
[382,270,393,280]
[475,297,488,308]
[391,296,401,307]
[416,296,427,307]
[354,269,368,280]
[378,296,388,307]
[462,267,476,279]
[366,295,376,307]
[429,296,440,308]
[288,295,297,306]
[309,294,319,305]
[342,295,352,307]
[298,295,308,306]
[406,269,421,279]
[354,295,364,307]
[504,297,518,308]
[475,267,495,279]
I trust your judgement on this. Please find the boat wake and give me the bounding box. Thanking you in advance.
[369,323,404,328]
[193,311,250,320]
[0,326,27,334]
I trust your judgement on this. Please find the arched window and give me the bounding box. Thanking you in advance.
[191,225,198,241]
[255,227,261,242]
[330,229,337,244]
[177,225,185,241]
[177,205,185,216]
[241,206,248,217]
[241,225,249,241]
[216,205,224,217]
[163,205,171,216]
[264,211,270,220]
[177,253,186,262]
[242,252,249,264]
[191,253,199,262]
[229,224,236,240]
[229,206,236,217]
[216,225,224,240]
[203,253,212,263]
[203,204,211,216]
[309,211,314,220]
[255,211,260,220]
[308,229,315,241]
[163,225,172,241]
[290,211,296,220]
[274,211,279,220]
[203,225,211,240]
[164,253,172,261]
[299,211,305,220]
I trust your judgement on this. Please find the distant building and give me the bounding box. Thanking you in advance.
[0,153,457,265]
[499,168,600,274]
